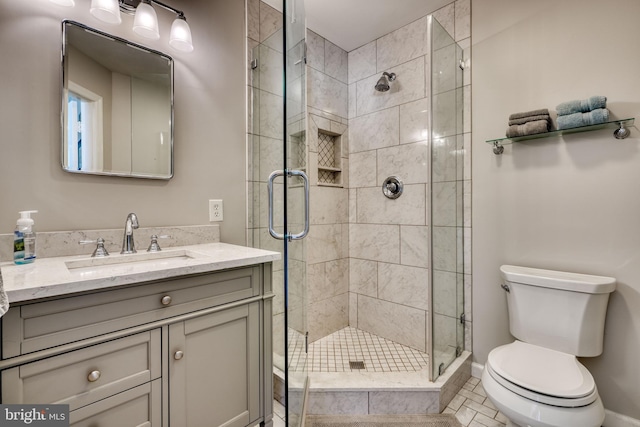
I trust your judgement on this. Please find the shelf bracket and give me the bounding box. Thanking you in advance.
[614,121,631,139]
[493,141,504,155]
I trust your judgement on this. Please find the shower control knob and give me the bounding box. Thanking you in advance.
[382,176,403,199]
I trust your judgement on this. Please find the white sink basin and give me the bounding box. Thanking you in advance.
[65,249,206,273]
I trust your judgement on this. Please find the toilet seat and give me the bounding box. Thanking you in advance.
[487,341,598,408]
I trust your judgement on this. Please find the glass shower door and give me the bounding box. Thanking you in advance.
[430,15,465,380]
[251,0,307,423]
[282,0,308,425]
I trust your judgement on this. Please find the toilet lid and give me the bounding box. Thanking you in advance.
[487,341,595,399]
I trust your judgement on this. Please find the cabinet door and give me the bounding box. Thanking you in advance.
[169,303,260,427]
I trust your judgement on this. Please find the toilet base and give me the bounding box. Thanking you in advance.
[482,367,605,427]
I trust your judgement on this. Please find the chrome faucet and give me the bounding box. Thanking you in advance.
[121,213,139,254]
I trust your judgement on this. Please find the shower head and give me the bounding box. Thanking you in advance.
[374,72,396,92]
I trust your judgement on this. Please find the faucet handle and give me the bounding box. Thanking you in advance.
[147,235,170,252]
[79,237,110,257]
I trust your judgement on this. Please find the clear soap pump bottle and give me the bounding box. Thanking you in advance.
[14,210,38,265]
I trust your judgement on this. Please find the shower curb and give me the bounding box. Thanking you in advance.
[277,352,471,416]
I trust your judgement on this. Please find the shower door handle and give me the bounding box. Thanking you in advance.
[267,169,310,241]
[267,170,286,240]
[288,169,310,241]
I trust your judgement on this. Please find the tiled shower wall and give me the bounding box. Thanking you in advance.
[305,30,350,342]
[347,16,431,353]
[347,1,472,355]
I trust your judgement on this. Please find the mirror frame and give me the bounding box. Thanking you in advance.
[61,20,174,180]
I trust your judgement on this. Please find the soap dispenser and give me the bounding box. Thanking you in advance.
[14,210,38,265]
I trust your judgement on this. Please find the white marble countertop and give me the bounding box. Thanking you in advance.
[1,243,280,304]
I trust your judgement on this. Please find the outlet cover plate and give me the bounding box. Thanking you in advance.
[209,199,223,222]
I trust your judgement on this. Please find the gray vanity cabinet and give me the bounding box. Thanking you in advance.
[169,303,260,427]
[0,264,274,427]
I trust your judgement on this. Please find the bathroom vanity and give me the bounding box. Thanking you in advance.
[0,243,280,427]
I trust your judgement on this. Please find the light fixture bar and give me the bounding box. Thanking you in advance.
[145,0,185,18]
[84,0,193,52]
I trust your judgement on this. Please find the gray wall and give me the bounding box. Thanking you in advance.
[472,0,640,419]
[0,0,246,245]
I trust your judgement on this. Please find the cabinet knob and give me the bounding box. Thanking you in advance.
[87,370,101,382]
[174,350,184,360]
[161,295,172,306]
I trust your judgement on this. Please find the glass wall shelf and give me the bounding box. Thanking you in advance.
[486,118,634,154]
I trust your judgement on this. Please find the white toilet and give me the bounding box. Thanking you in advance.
[482,265,616,427]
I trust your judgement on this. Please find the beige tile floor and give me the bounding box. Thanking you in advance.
[272,376,508,427]
[442,376,508,427]
[273,399,286,427]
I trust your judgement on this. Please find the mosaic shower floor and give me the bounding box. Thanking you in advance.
[288,327,430,373]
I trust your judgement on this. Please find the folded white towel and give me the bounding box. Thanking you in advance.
[0,285,7,318]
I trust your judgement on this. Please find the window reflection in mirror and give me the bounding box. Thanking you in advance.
[62,20,173,179]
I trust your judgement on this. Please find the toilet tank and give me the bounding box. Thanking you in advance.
[500,265,616,357]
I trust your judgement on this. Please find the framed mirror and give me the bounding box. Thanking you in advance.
[62,20,174,179]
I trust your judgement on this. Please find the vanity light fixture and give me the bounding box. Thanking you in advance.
[132,0,160,40]
[169,13,194,52]
[89,0,122,24]
[87,0,194,52]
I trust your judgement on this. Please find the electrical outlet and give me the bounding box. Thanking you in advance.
[209,199,223,222]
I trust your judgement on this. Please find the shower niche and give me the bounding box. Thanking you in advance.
[307,113,347,188]
[317,130,342,187]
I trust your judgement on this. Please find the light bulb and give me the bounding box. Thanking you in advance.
[169,17,194,52]
[90,0,121,25]
[133,0,160,40]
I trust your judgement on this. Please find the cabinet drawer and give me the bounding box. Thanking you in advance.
[1,329,161,411]
[3,266,260,358]
[69,379,161,427]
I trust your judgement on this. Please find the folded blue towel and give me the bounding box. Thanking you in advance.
[556,96,607,116]
[556,108,609,130]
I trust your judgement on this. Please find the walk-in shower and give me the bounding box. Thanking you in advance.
[247,1,470,424]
